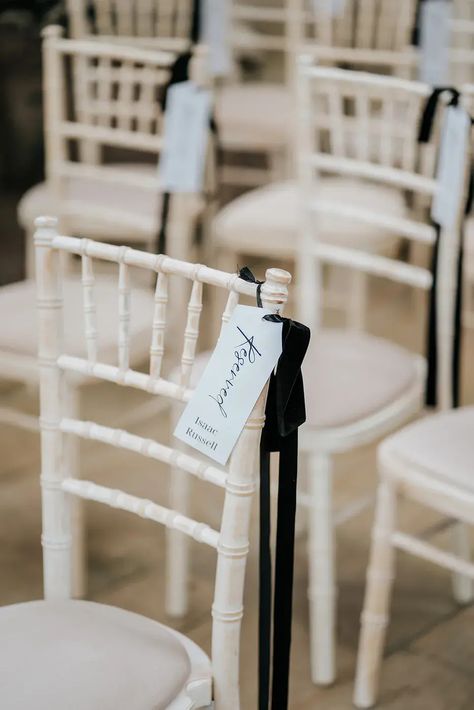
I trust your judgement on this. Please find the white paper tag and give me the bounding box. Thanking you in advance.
[174,305,283,465]
[313,0,346,17]
[201,0,233,77]
[419,0,451,86]
[159,81,211,193]
[431,106,470,229]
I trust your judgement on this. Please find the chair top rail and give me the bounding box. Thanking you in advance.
[60,417,228,488]
[50,235,268,299]
[307,45,418,66]
[61,478,220,548]
[309,154,438,195]
[300,63,432,96]
[43,26,176,66]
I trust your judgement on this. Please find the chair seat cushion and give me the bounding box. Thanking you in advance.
[182,330,421,431]
[17,163,161,239]
[213,179,406,258]
[215,83,291,149]
[379,406,474,492]
[0,275,154,365]
[0,600,193,710]
[303,330,421,429]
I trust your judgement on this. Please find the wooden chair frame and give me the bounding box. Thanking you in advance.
[290,0,419,79]
[295,59,471,685]
[35,214,290,709]
[353,80,474,709]
[21,26,211,277]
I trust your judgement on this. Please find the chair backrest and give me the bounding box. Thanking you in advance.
[34,215,290,708]
[43,25,174,199]
[42,25,211,260]
[450,1,474,85]
[291,0,418,77]
[296,60,471,409]
[67,0,194,51]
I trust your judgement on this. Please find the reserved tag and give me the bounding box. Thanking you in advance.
[201,0,233,77]
[313,0,346,17]
[432,106,470,229]
[159,81,211,193]
[419,0,451,86]
[174,305,283,465]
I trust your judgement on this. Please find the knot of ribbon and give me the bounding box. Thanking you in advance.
[240,266,311,710]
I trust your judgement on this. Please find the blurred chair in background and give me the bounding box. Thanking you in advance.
[18,26,211,277]
[353,121,474,710]
[295,57,472,685]
[67,0,195,52]
[212,63,438,330]
[0,216,290,709]
[64,0,294,190]
[294,0,418,79]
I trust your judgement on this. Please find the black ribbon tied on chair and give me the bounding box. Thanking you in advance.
[239,267,311,710]
[417,86,473,407]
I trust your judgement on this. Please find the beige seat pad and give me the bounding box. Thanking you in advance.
[182,329,419,430]
[379,406,474,492]
[17,164,161,239]
[0,275,154,365]
[303,330,420,429]
[213,178,406,259]
[215,83,291,149]
[0,600,191,710]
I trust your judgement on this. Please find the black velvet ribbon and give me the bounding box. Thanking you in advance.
[239,267,311,710]
[417,87,468,407]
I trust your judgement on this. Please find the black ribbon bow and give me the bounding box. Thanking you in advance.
[239,267,311,710]
[417,87,469,408]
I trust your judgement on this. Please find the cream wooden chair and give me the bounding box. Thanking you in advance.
[212,65,437,330]
[18,26,208,277]
[0,215,290,710]
[67,0,195,53]
[353,143,474,710]
[65,0,294,189]
[294,0,418,79]
[450,0,474,85]
[295,55,472,686]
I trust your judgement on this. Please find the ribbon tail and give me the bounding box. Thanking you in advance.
[259,445,272,710]
[271,430,298,710]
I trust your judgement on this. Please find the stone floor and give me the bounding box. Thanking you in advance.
[1,260,474,709]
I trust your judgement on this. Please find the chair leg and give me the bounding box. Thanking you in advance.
[308,452,336,686]
[353,478,398,709]
[451,522,474,604]
[64,384,87,598]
